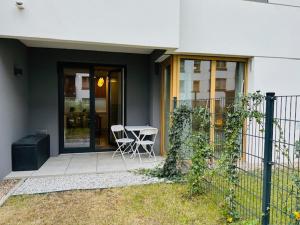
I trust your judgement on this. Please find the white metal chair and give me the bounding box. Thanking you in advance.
[133,128,158,162]
[111,125,134,160]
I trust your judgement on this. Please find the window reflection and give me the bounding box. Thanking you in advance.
[214,61,245,153]
[179,59,211,108]
[179,58,245,153]
[63,68,90,148]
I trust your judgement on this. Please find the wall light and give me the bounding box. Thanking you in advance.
[16,1,24,9]
[14,66,23,77]
[97,77,104,87]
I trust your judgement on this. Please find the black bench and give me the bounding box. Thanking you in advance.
[12,134,50,171]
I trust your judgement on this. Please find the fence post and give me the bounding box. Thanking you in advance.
[261,92,275,225]
[173,96,177,110]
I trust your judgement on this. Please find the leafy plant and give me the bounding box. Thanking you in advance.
[187,106,212,196]
[295,140,300,158]
[283,139,300,225]
[161,104,192,179]
[232,219,259,225]
[218,92,264,223]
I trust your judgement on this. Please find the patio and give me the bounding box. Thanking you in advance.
[6,152,164,179]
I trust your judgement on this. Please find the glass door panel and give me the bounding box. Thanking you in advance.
[214,61,245,153]
[108,70,123,144]
[179,59,211,108]
[94,68,108,148]
[63,67,90,149]
[93,66,124,149]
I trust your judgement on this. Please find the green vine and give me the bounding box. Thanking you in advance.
[281,136,300,224]
[219,92,264,223]
[187,106,212,196]
[273,121,300,224]
[161,104,192,179]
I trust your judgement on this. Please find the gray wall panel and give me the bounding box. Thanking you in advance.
[149,51,164,154]
[0,39,28,179]
[28,48,151,156]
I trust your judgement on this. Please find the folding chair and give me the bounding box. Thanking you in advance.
[111,125,134,160]
[134,128,158,162]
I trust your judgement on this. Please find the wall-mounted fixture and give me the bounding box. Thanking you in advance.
[14,66,23,77]
[16,1,24,10]
[97,77,104,87]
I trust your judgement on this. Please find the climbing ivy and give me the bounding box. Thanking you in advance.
[187,106,212,196]
[218,92,264,223]
[161,104,192,179]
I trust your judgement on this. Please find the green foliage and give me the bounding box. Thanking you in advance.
[161,104,192,179]
[219,92,264,223]
[187,106,212,196]
[295,140,300,158]
[284,139,300,225]
[231,219,259,225]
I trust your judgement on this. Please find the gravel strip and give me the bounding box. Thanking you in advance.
[13,172,164,195]
[0,179,20,199]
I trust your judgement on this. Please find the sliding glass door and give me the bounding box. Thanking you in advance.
[59,64,124,153]
[108,69,124,144]
[63,66,91,151]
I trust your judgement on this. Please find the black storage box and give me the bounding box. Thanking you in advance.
[12,134,50,171]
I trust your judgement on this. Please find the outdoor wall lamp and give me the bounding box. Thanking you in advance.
[16,1,24,10]
[14,66,23,77]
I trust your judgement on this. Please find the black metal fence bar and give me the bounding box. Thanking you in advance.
[262,93,275,225]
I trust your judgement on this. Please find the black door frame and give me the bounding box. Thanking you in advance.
[57,62,127,154]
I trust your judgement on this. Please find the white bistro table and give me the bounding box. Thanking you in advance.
[125,126,155,161]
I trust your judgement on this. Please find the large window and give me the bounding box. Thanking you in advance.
[160,56,247,155]
[178,57,246,149]
[179,59,211,102]
[179,59,245,102]
[214,61,245,152]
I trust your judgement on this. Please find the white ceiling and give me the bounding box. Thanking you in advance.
[20,39,155,54]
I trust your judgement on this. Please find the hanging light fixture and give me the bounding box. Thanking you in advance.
[97,77,104,87]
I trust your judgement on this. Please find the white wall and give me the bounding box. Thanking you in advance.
[0,0,180,50]
[269,0,300,7]
[249,57,300,95]
[177,0,300,59]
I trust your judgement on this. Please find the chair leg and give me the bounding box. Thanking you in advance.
[112,143,124,158]
[120,147,126,160]
[141,144,152,158]
[112,147,119,158]
[137,144,142,163]
[131,142,139,159]
[151,145,157,161]
[132,143,142,162]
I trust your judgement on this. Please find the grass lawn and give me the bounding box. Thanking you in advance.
[0,183,222,225]
[210,168,297,224]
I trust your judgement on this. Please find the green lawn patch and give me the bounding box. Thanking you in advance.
[0,183,222,225]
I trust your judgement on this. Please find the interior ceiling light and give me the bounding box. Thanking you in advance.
[97,77,104,87]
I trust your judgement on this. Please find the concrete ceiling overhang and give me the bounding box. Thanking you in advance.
[19,38,163,55]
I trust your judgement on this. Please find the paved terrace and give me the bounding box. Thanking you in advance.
[6,152,164,179]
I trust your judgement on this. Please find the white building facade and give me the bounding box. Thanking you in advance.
[0,0,299,179]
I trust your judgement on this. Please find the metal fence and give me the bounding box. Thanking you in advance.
[174,93,300,225]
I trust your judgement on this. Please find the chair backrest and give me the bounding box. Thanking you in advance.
[111,125,124,132]
[140,128,158,136]
[111,125,126,141]
[139,128,158,142]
